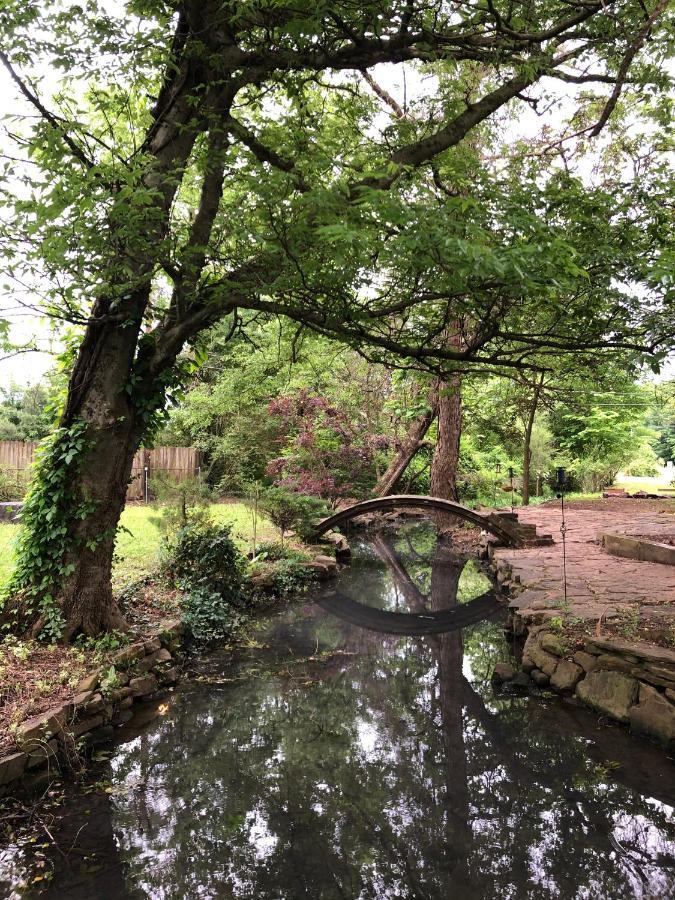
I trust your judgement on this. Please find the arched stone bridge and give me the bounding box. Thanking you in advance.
[313,494,518,546]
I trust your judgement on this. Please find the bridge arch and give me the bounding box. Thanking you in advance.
[313,494,517,546]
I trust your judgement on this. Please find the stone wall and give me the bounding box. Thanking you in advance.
[0,620,183,794]
[518,627,675,749]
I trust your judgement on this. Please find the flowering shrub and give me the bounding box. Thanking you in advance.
[266,390,385,501]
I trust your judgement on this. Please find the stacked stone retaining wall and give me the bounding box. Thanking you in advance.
[0,619,184,794]
[517,627,675,749]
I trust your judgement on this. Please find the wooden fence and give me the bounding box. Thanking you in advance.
[0,441,202,501]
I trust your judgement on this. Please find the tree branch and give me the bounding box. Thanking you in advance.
[224,115,309,190]
[589,0,670,137]
[0,48,94,170]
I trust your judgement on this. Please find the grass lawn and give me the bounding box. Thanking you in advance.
[0,501,277,594]
[613,474,675,494]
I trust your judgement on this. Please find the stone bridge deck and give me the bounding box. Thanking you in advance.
[492,499,675,628]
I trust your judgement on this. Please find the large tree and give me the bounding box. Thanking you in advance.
[0,1,673,637]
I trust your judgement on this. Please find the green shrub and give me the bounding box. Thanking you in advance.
[181,585,246,644]
[258,487,328,544]
[166,519,246,643]
[149,472,214,533]
[0,466,27,501]
[254,541,311,563]
[269,558,317,598]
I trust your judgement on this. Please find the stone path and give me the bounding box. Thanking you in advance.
[492,499,675,627]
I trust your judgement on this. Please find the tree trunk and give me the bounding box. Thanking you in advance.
[430,373,462,532]
[430,325,463,519]
[4,13,210,639]
[372,382,439,497]
[2,289,155,639]
[54,316,147,638]
[521,376,544,507]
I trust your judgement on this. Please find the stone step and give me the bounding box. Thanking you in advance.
[521,536,555,547]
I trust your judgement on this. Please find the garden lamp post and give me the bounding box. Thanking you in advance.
[555,467,568,605]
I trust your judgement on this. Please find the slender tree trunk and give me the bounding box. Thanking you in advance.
[430,370,462,535]
[430,327,463,522]
[521,375,544,507]
[373,382,439,497]
[430,375,462,503]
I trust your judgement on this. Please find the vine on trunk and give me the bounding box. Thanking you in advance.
[2,420,94,641]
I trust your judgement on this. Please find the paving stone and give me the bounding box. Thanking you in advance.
[16,705,69,749]
[312,553,337,566]
[136,648,172,673]
[159,619,183,641]
[26,739,58,770]
[587,637,675,667]
[76,672,99,693]
[144,637,162,653]
[491,663,516,683]
[108,686,133,703]
[72,690,94,708]
[644,664,675,686]
[130,674,159,697]
[69,715,104,738]
[492,506,675,629]
[526,640,559,677]
[633,668,675,690]
[573,651,597,673]
[159,667,179,685]
[83,693,105,715]
[540,633,566,657]
[111,643,146,666]
[595,653,634,674]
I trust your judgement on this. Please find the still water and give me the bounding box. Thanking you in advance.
[2,523,675,899]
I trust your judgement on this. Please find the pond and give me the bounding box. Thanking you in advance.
[1,522,674,899]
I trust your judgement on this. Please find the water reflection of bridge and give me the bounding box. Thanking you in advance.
[317,528,502,636]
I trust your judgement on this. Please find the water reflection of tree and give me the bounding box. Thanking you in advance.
[79,528,675,899]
